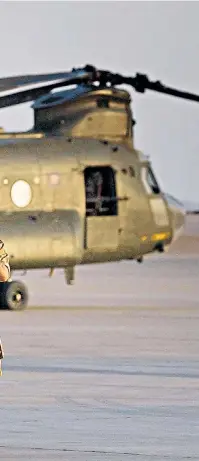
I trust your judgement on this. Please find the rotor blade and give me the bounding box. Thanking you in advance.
[1,63,199,109]
[0,72,78,93]
[0,67,95,108]
[126,73,199,103]
[98,70,199,104]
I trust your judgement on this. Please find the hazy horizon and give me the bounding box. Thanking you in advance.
[0,1,198,203]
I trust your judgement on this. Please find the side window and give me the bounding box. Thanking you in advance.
[147,167,160,194]
[141,166,160,195]
[84,166,117,217]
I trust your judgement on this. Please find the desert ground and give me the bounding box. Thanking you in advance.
[0,214,199,460]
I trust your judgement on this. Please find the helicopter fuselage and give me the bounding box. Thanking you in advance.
[0,134,184,273]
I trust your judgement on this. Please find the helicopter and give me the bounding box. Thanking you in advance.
[0,64,197,311]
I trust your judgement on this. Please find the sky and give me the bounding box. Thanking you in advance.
[0,1,198,203]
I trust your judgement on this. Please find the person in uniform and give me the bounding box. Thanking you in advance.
[93,171,103,215]
[0,240,10,376]
[86,174,96,215]
[85,171,104,216]
[0,240,10,282]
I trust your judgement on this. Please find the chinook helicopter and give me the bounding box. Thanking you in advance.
[0,64,197,310]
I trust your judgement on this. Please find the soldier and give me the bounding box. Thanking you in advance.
[0,240,10,282]
[0,240,10,376]
[85,171,104,216]
[93,171,103,214]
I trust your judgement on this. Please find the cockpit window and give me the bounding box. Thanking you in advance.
[141,166,161,195]
[147,167,160,194]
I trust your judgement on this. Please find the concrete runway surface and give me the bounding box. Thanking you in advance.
[0,215,199,460]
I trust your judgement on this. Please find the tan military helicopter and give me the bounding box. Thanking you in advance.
[0,64,197,310]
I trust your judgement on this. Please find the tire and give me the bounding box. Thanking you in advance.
[0,281,28,310]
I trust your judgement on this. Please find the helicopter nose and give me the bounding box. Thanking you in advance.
[164,193,186,241]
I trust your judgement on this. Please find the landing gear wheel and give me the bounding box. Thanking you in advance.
[0,281,28,310]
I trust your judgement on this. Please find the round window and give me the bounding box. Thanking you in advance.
[11,180,32,208]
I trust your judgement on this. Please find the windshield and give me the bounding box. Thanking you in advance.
[141,165,161,195]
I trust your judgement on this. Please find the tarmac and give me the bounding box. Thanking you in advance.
[0,214,199,460]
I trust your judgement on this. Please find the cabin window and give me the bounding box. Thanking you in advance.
[84,166,117,217]
[11,180,32,208]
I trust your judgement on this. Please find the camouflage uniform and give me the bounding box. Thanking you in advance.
[86,171,103,215]
[0,240,10,279]
[0,240,9,375]
[0,340,3,360]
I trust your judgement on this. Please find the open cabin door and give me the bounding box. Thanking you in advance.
[84,166,119,250]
